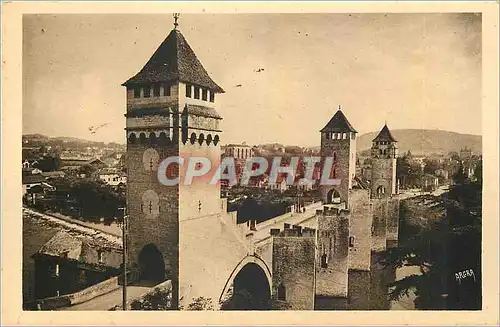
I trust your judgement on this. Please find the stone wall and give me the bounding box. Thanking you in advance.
[272,234,315,310]
[371,198,388,252]
[32,277,120,310]
[386,197,400,247]
[348,189,372,271]
[316,207,350,297]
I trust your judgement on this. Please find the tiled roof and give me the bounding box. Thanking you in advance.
[320,110,357,133]
[122,29,224,93]
[373,124,397,142]
[185,104,222,120]
[22,174,46,184]
[37,231,122,268]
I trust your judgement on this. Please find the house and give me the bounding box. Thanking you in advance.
[22,174,54,196]
[297,178,314,191]
[32,231,122,299]
[223,143,254,160]
[267,176,289,192]
[99,169,127,187]
[22,167,43,175]
[40,171,66,179]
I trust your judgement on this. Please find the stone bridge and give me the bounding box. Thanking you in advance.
[44,200,322,311]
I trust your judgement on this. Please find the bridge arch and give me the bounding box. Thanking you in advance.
[219,255,272,310]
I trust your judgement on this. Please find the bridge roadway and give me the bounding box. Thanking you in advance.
[58,284,152,311]
[252,202,323,243]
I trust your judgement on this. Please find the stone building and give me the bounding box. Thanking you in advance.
[32,231,121,299]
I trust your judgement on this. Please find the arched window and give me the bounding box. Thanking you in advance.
[190,133,197,145]
[376,185,386,196]
[198,133,205,145]
[213,135,220,146]
[277,283,286,301]
[128,133,137,144]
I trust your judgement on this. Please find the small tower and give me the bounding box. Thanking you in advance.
[320,109,357,206]
[122,18,224,308]
[370,124,398,197]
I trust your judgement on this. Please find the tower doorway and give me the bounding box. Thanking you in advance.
[327,189,341,204]
[138,243,166,283]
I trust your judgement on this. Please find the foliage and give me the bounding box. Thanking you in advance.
[185,297,214,311]
[423,158,440,175]
[34,155,62,172]
[381,162,482,309]
[32,177,125,223]
[130,288,173,310]
[396,155,423,188]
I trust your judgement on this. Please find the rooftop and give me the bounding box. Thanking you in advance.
[320,110,357,133]
[373,124,397,142]
[122,28,224,93]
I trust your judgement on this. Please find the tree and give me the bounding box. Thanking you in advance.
[35,155,62,172]
[423,159,440,175]
[130,288,173,310]
[381,170,482,310]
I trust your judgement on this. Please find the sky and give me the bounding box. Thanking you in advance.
[23,13,482,146]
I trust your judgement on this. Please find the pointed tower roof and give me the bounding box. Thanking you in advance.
[122,29,224,93]
[320,110,357,133]
[373,124,397,142]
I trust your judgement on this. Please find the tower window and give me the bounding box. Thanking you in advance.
[349,236,355,247]
[133,87,141,98]
[321,253,328,268]
[325,133,330,140]
[343,133,347,139]
[144,86,151,98]
[163,84,171,96]
[209,91,215,102]
[98,251,104,264]
[194,86,200,99]
[277,283,286,301]
[153,84,161,97]
[202,88,208,101]
[186,84,192,98]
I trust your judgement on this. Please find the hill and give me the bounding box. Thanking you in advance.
[356,129,481,156]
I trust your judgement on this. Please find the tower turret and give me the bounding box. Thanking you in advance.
[370,124,398,197]
[320,109,357,206]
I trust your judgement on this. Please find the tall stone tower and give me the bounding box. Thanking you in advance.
[320,109,357,206]
[370,124,398,197]
[370,124,400,251]
[122,22,224,307]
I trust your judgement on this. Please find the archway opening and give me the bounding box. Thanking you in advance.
[220,263,271,310]
[327,189,341,204]
[138,244,165,283]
